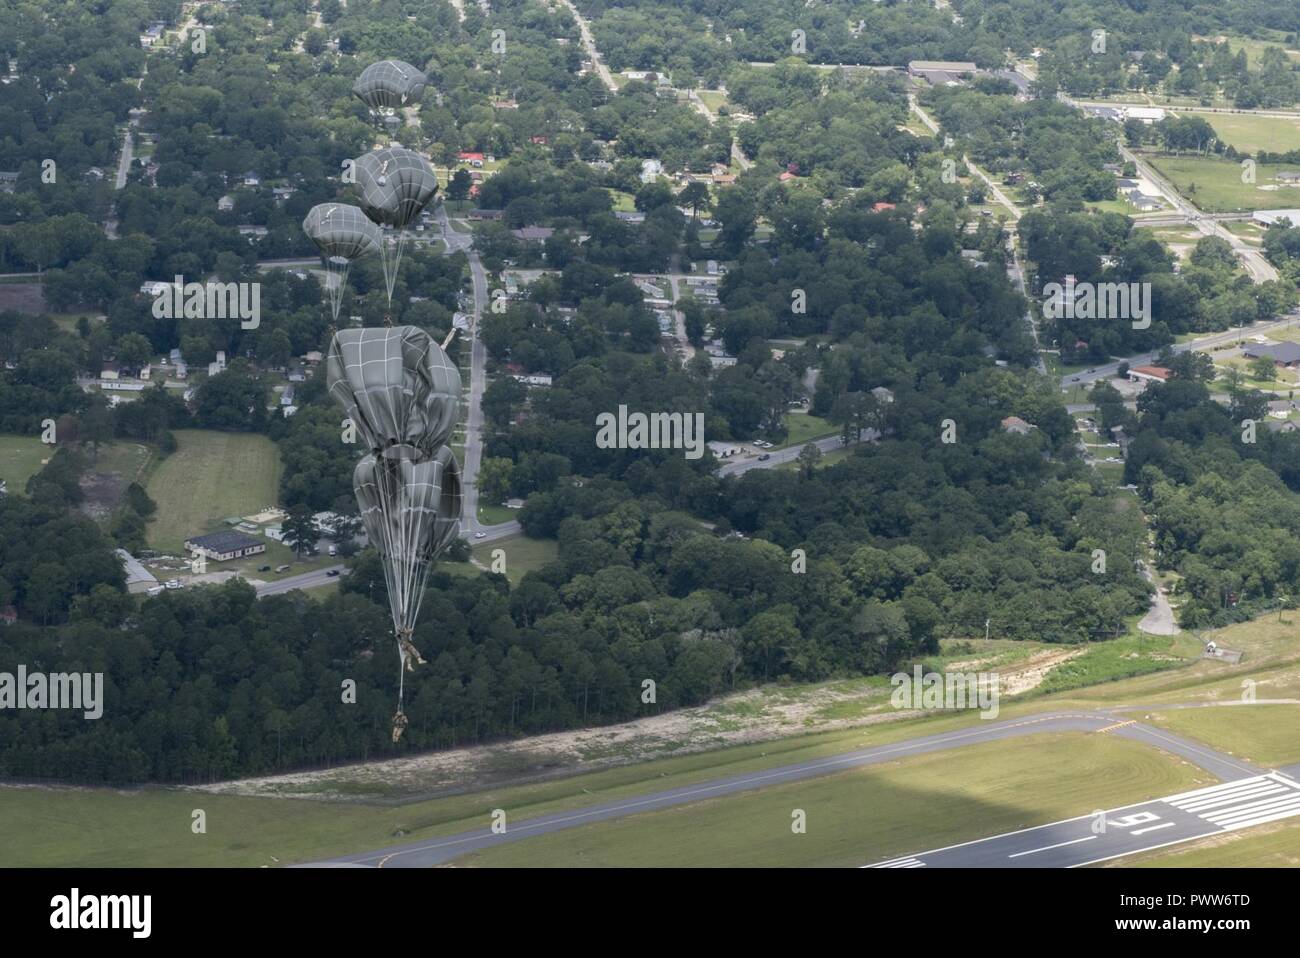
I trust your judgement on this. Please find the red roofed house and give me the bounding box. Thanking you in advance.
[778,171,796,182]
[872,202,896,212]
[0,606,16,626]
[457,151,487,167]
[1128,365,1172,385]
[1001,415,1035,435]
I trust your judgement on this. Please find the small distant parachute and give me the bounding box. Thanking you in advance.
[353,148,439,306]
[302,203,382,323]
[352,59,427,113]
[354,148,438,229]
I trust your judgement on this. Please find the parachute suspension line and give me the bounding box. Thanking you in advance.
[378,230,408,309]
[327,258,352,324]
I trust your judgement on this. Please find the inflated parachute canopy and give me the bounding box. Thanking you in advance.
[326,326,461,456]
[302,203,383,261]
[352,59,428,111]
[353,148,439,229]
[353,446,462,562]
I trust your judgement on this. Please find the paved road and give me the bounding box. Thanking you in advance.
[1060,312,1300,388]
[871,769,1300,868]
[717,433,871,476]
[311,708,1261,867]
[1118,142,1278,283]
[560,0,617,93]
[255,565,346,596]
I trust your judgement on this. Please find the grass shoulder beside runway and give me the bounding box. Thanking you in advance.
[1116,817,1300,867]
[452,732,1211,867]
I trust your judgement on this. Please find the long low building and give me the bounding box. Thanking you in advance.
[184,530,267,562]
[1253,209,1300,228]
[115,548,159,594]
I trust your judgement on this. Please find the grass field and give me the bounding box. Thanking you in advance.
[470,535,558,583]
[0,434,49,492]
[454,733,1210,867]
[1143,154,1300,212]
[1198,112,1300,156]
[477,502,517,525]
[1144,704,1300,767]
[779,411,836,448]
[144,430,283,551]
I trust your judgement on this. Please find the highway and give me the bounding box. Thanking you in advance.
[310,707,1270,867]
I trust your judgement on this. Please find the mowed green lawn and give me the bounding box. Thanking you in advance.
[1144,704,1300,767]
[471,535,558,583]
[455,733,1210,867]
[1199,113,1300,156]
[1143,154,1300,212]
[0,433,49,492]
[145,430,283,551]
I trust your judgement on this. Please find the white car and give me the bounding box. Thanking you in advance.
[164,580,181,590]
[474,532,487,539]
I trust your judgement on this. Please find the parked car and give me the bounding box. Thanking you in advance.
[275,564,290,573]
[164,579,181,590]
[257,565,271,572]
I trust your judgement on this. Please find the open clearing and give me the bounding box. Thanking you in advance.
[144,430,282,551]
[1144,154,1300,212]
[0,434,49,492]
[1197,112,1300,155]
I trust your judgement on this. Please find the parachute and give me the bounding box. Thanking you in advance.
[302,204,382,323]
[353,148,439,308]
[327,326,463,741]
[352,60,428,114]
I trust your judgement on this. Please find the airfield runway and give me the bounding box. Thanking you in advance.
[313,710,1271,868]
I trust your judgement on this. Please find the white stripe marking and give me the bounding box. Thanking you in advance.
[1008,835,1097,859]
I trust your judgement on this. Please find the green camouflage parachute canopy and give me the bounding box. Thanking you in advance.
[302,204,383,262]
[352,59,427,111]
[353,148,439,229]
[353,446,462,569]
[325,326,461,456]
